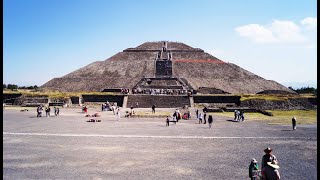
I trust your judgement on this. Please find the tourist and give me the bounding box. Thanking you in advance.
[208,115,213,128]
[56,107,59,116]
[203,111,207,124]
[101,104,104,111]
[54,106,57,116]
[152,104,155,114]
[261,160,280,180]
[236,110,240,122]
[166,116,170,126]
[234,110,238,121]
[116,107,121,121]
[36,105,42,117]
[198,113,203,124]
[195,109,199,119]
[240,110,244,122]
[261,147,278,170]
[292,116,296,130]
[249,158,259,180]
[45,106,51,117]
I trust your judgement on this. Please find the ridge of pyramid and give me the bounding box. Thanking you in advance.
[125,41,198,51]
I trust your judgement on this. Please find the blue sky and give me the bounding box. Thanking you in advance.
[4,0,317,88]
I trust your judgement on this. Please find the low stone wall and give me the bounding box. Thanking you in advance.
[127,95,190,108]
[193,95,241,106]
[14,95,49,107]
[81,95,124,107]
[240,98,317,110]
[3,93,22,104]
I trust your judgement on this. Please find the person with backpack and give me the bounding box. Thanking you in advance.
[249,158,259,180]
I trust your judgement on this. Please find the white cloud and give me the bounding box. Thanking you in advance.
[235,19,307,43]
[301,17,317,29]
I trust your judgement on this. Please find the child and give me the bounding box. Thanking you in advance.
[249,158,259,180]
[166,116,170,126]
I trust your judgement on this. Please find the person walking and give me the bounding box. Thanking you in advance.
[198,113,203,124]
[261,147,278,170]
[241,111,245,121]
[261,160,280,180]
[203,112,207,124]
[152,104,156,114]
[249,158,259,180]
[234,110,237,121]
[292,116,297,130]
[208,115,213,128]
[166,116,170,126]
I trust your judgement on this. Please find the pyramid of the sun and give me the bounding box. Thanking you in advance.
[41,41,294,94]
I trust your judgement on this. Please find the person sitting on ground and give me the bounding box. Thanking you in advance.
[249,158,259,180]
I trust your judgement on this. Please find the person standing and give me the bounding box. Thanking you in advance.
[56,107,59,116]
[208,115,213,128]
[152,104,156,114]
[198,113,203,124]
[261,147,278,170]
[234,110,237,121]
[203,112,207,124]
[249,158,259,180]
[292,116,297,130]
[195,109,199,119]
[116,107,121,121]
[166,116,170,126]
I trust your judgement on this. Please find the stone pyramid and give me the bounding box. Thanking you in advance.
[41,41,294,94]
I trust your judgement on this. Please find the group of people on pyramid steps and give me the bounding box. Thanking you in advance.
[132,88,188,95]
[249,147,281,180]
[234,109,245,122]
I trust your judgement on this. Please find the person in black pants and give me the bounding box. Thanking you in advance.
[166,116,170,126]
[152,104,155,114]
[203,111,207,124]
[292,116,297,130]
[208,115,213,128]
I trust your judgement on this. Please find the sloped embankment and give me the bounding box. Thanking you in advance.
[240,98,317,110]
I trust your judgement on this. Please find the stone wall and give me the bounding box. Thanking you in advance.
[127,95,190,108]
[81,95,124,107]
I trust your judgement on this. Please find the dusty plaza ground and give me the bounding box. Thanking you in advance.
[3,107,317,179]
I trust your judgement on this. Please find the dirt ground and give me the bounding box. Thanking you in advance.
[3,107,317,179]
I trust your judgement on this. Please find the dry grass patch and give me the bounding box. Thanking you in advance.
[211,110,317,125]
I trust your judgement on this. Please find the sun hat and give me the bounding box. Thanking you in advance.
[251,158,257,163]
[267,161,280,169]
[264,147,273,153]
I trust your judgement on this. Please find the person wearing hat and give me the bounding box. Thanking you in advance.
[249,158,259,180]
[261,160,281,180]
[261,147,278,169]
[292,116,297,130]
